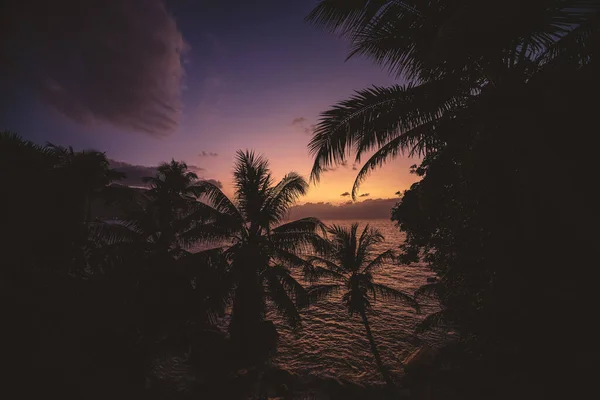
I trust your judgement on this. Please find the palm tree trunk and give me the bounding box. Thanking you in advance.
[359,309,394,387]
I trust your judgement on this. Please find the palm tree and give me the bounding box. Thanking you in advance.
[306,1,600,198]
[306,223,420,386]
[47,143,125,222]
[88,159,230,359]
[185,150,327,359]
[92,159,207,255]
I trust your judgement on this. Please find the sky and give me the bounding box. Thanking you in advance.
[1,0,420,211]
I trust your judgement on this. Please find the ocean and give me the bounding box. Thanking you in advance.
[269,219,440,385]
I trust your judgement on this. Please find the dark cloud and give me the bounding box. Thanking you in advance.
[109,160,218,188]
[288,198,400,220]
[395,191,402,196]
[352,163,359,171]
[199,151,218,157]
[3,0,187,136]
[304,124,317,135]
[291,117,307,125]
[340,192,351,197]
[291,117,315,135]
[109,160,159,187]
[359,193,370,197]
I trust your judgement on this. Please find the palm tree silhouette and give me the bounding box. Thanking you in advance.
[306,1,599,198]
[306,223,420,386]
[47,143,125,223]
[88,159,232,359]
[186,150,326,360]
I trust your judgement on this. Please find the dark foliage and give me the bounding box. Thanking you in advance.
[308,1,599,398]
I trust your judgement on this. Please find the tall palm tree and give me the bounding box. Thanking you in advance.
[306,1,600,198]
[306,223,420,386]
[185,150,327,359]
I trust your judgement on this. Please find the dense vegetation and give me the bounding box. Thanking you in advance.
[307,0,598,398]
[1,134,417,399]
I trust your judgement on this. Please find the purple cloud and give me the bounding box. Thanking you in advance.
[109,159,222,188]
[291,117,316,135]
[288,198,400,220]
[291,117,307,125]
[199,151,219,157]
[4,0,187,136]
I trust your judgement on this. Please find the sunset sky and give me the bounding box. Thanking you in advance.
[1,0,420,205]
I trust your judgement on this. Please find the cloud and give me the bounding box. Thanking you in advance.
[340,192,351,197]
[291,117,316,135]
[304,124,317,135]
[359,193,370,197]
[352,163,359,171]
[3,0,187,136]
[291,117,307,126]
[204,179,223,189]
[288,198,400,220]
[199,151,218,157]
[109,160,159,187]
[395,191,402,196]
[109,159,218,188]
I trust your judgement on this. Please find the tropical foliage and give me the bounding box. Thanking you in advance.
[183,150,327,359]
[307,0,600,197]
[307,1,599,397]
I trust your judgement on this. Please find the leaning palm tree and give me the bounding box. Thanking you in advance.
[185,150,326,359]
[306,1,600,198]
[306,223,420,386]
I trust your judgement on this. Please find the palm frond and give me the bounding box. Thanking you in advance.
[362,249,395,274]
[234,150,273,223]
[88,221,143,245]
[371,283,420,312]
[271,217,329,254]
[308,82,461,183]
[264,173,308,225]
[273,217,326,234]
[414,282,440,299]
[307,284,341,303]
[183,221,238,246]
[355,225,385,264]
[350,120,438,199]
[306,1,420,37]
[269,231,330,255]
[194,180,243,220]
[303,264,347,284]
[263,268,304,328]
[270,248,313,270]
[415,309,454,334]
[306,255,348,276]
[535,9,600,68]
[306,0,387,36]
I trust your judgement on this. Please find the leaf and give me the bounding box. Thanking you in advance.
[371,283,420,313]
[362,249,396,274]
[307,284,342,303]
[415,309,454,334]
